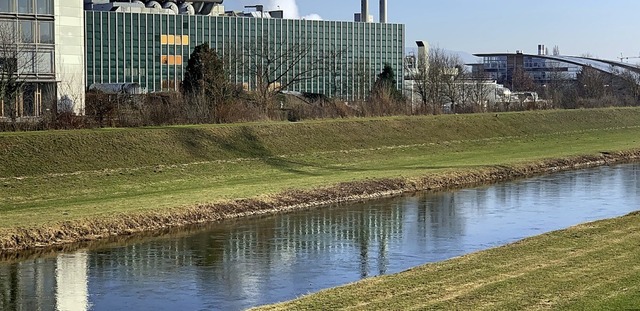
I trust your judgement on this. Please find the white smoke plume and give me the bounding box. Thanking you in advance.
[239,0,323,20]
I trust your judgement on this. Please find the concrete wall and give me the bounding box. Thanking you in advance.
[55,0,85,114]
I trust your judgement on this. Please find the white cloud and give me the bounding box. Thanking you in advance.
[302,13,323,21]
[235,0,322,20]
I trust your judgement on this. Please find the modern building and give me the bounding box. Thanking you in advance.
[1,0,404,119]
[84,0,405,100]
[472,45,640,90]
[0,0,85,117]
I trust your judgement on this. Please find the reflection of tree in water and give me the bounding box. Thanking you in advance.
[88,238,195,281]
[421,193,465,245]
[3,163,640,310]
[621,163,640,197]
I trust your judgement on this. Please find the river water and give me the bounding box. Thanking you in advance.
[1,163,639,311]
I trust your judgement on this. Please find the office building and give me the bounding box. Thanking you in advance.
[0,0,84,117]
[84,0,405,100]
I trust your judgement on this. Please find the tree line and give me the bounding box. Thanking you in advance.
[407,47,640,115]
[2,39,640,131]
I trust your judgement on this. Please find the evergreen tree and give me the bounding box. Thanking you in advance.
[181,43,235,123]
[373,63,404,101]
[181,43,226,98]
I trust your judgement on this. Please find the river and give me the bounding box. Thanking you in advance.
[1,163,638,311]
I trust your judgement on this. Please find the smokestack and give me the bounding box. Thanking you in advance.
[361,0,369,23]
[416,40,429,72]
[538,44,545,56]
[379,0,387,23]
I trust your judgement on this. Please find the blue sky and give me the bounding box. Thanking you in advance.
[226,0,640,61]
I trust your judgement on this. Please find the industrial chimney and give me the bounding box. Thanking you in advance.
[380,0,387,23]
[416,40,429,72]
[361,0,369,22]
[538,44,546,56]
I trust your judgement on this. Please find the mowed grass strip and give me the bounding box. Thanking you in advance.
[1,108,640,232]
[253,212,640,311]
[2,108,640,177]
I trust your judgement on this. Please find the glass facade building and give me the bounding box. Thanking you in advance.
[0,0,56,117]
[85,11,405,100]
[474,52,582,89]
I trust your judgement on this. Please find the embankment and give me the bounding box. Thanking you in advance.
[2,108,640,252]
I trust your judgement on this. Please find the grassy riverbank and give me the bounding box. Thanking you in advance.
[1,108,640,250]
[254,211,640,310]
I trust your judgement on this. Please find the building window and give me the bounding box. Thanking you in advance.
[17,50,35,73]
[36,0,52,15]
[36,50,52,73]
[0,20,15,35]
[20,20,34,43]
[18,0,33,14]
[0,0,16,13]
[38,20,53,44]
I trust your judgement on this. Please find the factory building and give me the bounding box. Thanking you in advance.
[0,0,85,117]
[84,0,405,100]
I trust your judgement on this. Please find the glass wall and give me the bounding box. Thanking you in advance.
[0,0,56,118]
[86,11,405,100]
[0,0,16,13]
[36,0,53,15]
[1,0,53,15]
[17,0,33,14]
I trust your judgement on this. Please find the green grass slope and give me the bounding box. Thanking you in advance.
[2,108,640,177]
[1,108,640,237]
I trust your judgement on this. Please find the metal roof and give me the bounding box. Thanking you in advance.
[473,53,640,76]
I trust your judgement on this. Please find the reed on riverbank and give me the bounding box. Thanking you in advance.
[1,108,640,251]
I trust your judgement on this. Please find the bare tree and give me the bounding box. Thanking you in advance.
[406,48,468,114]
[511,67,536,92]
[467,69,493,112]
[428,49,470,114]
[353,57,374,102]
[0,21,38,124]
[578,66,608,99]
[406,53,430,114]
[542,62,572,109]
[323,48,346,98]
[616,70,640,105]
[241,37,325,112]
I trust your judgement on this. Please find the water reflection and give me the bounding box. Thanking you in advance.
[0,252,88,311]
[0,163,638,311]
